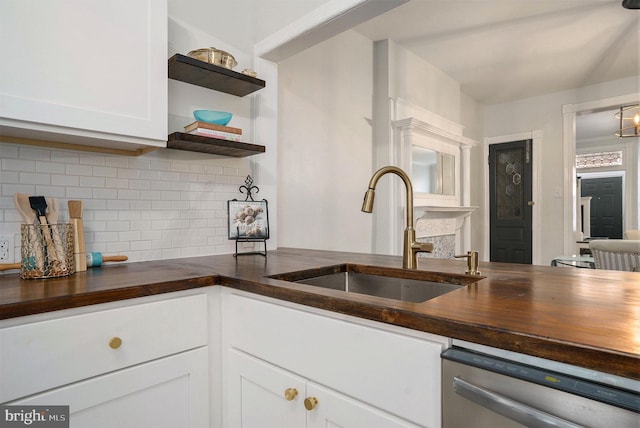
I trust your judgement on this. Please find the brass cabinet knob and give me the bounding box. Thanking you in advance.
[284,388,298,401]
[304,397,318,411]
[108,337,122,349]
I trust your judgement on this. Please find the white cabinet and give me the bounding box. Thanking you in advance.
[0,292,209,427]
[9,348,209,428]
[221,288,448,428]
[227,348,419,428]
[0,0,168,151]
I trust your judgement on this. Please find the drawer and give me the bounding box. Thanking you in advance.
[1,293,207,402]
[222,290,446,426]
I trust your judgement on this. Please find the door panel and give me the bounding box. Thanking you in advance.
[489,140,533,264]
[581,177,623,239]
[225,348,307,428]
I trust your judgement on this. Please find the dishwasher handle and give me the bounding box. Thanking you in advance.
[453,377,585,428]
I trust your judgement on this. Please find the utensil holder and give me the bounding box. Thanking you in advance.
[20,224,75,279]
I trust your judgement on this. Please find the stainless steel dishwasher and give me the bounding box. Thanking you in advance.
[442,343,640,427]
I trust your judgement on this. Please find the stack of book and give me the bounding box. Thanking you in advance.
[184,121,242,141]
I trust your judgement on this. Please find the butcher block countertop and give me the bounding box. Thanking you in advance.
[1,248,639,380]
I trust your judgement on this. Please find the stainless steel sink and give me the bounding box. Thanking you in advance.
[270,264,482,303]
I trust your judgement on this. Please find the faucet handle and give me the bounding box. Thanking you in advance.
[454,251,481,275]
[412,242,433,253]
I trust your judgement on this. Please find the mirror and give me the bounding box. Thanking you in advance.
[412,145,455,195]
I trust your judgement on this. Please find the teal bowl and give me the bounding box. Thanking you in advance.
[193,110,233,125]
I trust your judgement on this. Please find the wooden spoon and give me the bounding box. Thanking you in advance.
[68,200,86,272]
[13,193,44,274]
[47,197,68,273]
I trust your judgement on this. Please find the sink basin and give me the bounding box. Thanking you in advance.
[270,263,482,303]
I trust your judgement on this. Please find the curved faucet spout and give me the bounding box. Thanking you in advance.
[361,166,432,269]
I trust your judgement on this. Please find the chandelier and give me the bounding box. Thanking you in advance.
[614,105,640,138]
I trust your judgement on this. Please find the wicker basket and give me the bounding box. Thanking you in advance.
[20,224,75,279]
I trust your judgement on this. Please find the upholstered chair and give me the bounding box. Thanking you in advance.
[589,240,640,272]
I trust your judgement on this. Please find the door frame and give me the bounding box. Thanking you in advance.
[561,92,640,256]
[483,131,541,265]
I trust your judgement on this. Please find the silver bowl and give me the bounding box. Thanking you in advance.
[187,47,237,70]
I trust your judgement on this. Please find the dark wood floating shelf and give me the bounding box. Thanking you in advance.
[168,54,266,97]
[167,132,265,157]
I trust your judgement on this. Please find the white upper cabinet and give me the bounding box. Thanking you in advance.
[0,0,167,152]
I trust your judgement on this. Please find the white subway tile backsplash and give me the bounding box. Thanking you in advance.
[67,164,93,176]
[106,200,130,210]
[52,175,80,187]
[93,166,118,177]
[19,172,50,185]
[93,188,118,199]
[3,158,36,172]
[19,147,51,161]
[105,157,129,168]
[66,187,94,199]
[80,176,106,188]
[0,141,253,264]
[36,161,67,174]
[94,211,119,221]
[79,155,106,166]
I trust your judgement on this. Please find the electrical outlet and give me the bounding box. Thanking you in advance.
[0,235,14,262]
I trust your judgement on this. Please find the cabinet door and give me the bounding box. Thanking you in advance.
[0,0,167,148]
[305,382,422,428]
[9,348,209,428]
[225,349,306,428]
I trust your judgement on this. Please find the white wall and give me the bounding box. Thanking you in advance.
[484,76,639,264]
[277,30,373,252]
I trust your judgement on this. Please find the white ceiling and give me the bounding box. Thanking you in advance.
[174,0,639,140]
[353,0,639,106]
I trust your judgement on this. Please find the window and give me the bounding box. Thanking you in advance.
[576,150,623,169]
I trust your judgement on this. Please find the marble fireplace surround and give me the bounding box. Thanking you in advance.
[416,206,477,259]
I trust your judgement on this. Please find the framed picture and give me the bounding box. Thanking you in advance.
[228,199,270,240]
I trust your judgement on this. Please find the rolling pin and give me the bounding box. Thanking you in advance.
[0,262,21,271]
[86,253,128,268]
[0,254,127,271]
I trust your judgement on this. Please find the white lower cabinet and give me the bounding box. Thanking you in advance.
[9,348,209,428]
[221,288,448,428]
[227,348,419,428]
[0,292,210,428]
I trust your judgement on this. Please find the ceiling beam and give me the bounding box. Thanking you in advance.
[255,0,408,62]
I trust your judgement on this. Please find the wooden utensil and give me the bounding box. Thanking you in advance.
[0,262,21,271]
[68,200,86,272]
[86,253,128,267]
[14,193,44,273]
[46,197,68,273]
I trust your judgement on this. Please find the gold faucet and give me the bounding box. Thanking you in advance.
[362,166,433,269]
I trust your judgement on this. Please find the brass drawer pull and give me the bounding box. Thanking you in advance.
[284,388,298,401]
[108,337,122,349]
[304,397,318,411]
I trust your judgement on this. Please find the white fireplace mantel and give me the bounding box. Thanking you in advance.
[415,206,478,235]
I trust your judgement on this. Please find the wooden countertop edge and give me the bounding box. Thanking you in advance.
[0,276,218,320]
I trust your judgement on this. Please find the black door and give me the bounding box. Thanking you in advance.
[489,140,533,264]
[581,177,623,239]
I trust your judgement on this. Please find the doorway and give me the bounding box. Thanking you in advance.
[580,175,624,239]
[489,140,533,264]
